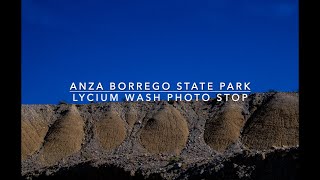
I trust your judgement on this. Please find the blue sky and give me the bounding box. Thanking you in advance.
[22,0,298,104]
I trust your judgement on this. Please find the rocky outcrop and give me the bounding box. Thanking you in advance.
[21,92,299,179]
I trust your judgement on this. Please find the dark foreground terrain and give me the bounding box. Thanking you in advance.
[22,92,299,179]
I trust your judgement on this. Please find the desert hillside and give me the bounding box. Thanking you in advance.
[21,92,299,180]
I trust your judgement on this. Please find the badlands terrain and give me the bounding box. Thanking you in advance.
[21,92,299,179]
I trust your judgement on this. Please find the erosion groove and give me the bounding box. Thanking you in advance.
[125,108,138,129]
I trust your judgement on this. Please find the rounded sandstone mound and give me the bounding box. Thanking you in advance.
[21,106,52,160]
[41,105,85,165]
[204,103,245,152]
[140,106,189,154]
[94,111,127,151]
[241,93,299,150]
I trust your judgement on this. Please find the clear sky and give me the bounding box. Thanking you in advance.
[22,0,298,104]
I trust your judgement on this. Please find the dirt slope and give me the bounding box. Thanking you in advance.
[94,111,127,151]
[21,105,54,160]
[241,93,299,149]
[21,92,299,179]
[204,102,245,152]
[41,105,85,165]
[140,106,189,154]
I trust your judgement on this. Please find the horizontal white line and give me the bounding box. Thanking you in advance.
[69,91,251,93]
